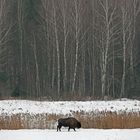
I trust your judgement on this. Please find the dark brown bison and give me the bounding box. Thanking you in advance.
[57,117,81,131]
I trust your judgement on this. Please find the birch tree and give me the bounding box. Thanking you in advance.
[0,0,13,97]
[0,0,12,68]
[40,0,56,96]
[129,0,140,89]
[120,0,132,97]
[52,0,60,96]
[17,0,24,77]
[32,32,40,98]
[70,0,88,95]
[59,0,69,93]
[96,0,118,98]
[71,0,79,94]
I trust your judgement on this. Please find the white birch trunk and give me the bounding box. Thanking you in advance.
[18,0,23,75]
[33,32,40,98]
[61,0,68,92]
[72,0,79,93]
[98,0,117,98]
[121,4,128,97]
[52,0,60,95]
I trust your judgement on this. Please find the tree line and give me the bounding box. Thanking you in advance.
[0,0,140,100]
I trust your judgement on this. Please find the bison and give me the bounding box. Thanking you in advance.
[57,117,81,131]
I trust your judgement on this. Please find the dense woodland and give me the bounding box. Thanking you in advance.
[0,0,140,100]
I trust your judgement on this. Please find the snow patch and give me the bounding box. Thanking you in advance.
[0,129,140,140]
[0,99,140,115]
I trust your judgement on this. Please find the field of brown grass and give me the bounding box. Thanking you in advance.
[0,111,140,129]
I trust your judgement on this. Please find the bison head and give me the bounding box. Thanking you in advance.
[77,121,81,128]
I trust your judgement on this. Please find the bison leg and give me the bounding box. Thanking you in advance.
[57,125,59,131]
[68,127,70,131]
[57,125,62,131]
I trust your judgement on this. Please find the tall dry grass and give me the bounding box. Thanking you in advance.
[0,111,140,129]
[75,111,140,129]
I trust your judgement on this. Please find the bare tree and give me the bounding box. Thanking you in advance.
[129,0,140,89]
[95,0,118,98]
[0,0,13,98]
[52,0,60,96]
[69,0,88,95]
[59,0,69,93]
[32,32,40,98]
[120,0,132,97]
[1,0,139,100]
[17,0,24,77]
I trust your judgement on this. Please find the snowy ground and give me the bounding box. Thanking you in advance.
[0,99,140,115]
[0,129,140,140]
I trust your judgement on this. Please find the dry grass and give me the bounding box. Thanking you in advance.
[0,114,23,129]
[75,111,140,129]
[0,111,140,129]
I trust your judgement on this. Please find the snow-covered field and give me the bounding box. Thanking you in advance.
[0,99,140,139]
[0,129,140,140]
[0,99,140,115]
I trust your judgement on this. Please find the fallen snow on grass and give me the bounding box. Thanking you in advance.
[0,99,140,115]
[0,129,140,140]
